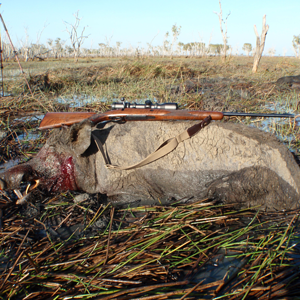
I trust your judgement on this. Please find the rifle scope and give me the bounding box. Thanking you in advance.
[111,100,178,110]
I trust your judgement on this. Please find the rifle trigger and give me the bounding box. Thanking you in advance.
[109,116,127,124]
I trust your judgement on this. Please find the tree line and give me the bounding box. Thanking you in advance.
[1,2,299,74]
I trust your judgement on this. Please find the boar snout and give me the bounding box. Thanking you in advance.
[0,164,36,189]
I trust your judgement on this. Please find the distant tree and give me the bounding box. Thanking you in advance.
[161,24,181,58]
[214,0,231,62]
[208,44,229,56]
[47,39,53,49]
[104,35,113,57]
[55,38,65,59]
[1,41,12,61]
[163,31,170,57]
[178,42,185,55]
[19,25,48,61]
[252,15,269,73]
[242,43,252,56]
[182,42,206,57]
[183,43,192,56]
[19,27,30,62]
[267,47,276,57]
[66,45,73,57]
[209,44,222,55]
[170,24,181,58]
[292,35,300,58]
[64,11,90,62]
[282,48,288,57]
[115,41,122,57]
[30,43,49,60]
[146,31,159,57]
[98,43,106,57]
[33,22,48,59]
[196,42,206,56]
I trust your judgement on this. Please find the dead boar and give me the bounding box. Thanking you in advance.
[1,120,300,210]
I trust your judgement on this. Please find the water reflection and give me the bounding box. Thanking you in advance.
[56,95,106,107]
[56,95,159,108]
[17,132,41,141]
[0,159,19,171]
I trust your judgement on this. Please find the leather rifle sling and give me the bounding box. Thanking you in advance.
[93,116,212,171]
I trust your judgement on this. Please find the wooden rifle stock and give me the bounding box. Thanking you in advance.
[39,108,295,130]
[39,109,224,130]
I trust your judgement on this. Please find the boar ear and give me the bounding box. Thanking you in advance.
[70,120,92,156]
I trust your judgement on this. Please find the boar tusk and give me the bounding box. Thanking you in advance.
[25,183,31,195]
[14,180,40,205]
[14,189,23,199]
[15,191,30,205]
[16,195,30,205]
[14,189,29,205]
[28,179,40,192]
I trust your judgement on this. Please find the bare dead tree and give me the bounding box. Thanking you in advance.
[252,15,269,73]
[147,31,159,57]
[19,27,30,62]
[170,24,181,59]
[0,13,33,95]
[214,0,230,62]
[292,35,300,59]
[64,11,90,62]
[33,22,49,59]
[242,43,252,57]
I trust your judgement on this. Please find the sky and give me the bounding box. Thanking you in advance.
[0,0,299,56]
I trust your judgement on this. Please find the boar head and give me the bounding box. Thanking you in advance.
[0,120,96,193]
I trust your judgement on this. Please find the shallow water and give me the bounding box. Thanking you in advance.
[15,115,45,122]
[192,249,248,285]
[17,132,41,142]
[56,95,160,108]
[0,159,19,171]
[249,117,296,146]
[56,94,106,107]
[237,101,299,153]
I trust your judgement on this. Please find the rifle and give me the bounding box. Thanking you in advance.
[39,99,295,130]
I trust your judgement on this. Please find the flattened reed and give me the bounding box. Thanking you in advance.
[0,192,300,299]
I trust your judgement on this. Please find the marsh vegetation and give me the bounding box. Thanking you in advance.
[1,55,300,299]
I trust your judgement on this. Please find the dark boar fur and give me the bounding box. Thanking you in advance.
[1,120,300,211]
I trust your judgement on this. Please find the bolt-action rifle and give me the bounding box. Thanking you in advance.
[39,99,295,130]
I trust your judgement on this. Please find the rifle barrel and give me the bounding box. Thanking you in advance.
[39,109,297,130]
[223,112,295,118]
